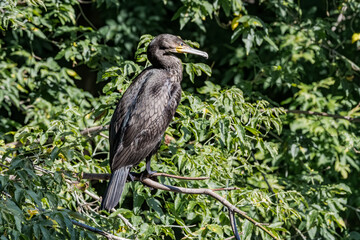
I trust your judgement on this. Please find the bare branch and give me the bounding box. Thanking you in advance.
[82,172,278,239]
[71,219,130,240]
[142,178,278,239]
[63,176,135,231]
[212,187,241,191]
[2,165,130,240]
[80,125,109,136]
[251,152,275,196]
[77,0,93,4]
[321,44,360,72]
[285,109,360,122]
[292,224,307,240]
[77,4,97,30]
[31,165,136,231]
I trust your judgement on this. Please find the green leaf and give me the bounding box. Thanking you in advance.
[264,35,279,51]
[195,63,212,76]
[231,27,244,43]
[50,147,60,161]
[146,198,164,216]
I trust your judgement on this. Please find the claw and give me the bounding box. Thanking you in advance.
[128,173,136,182]
[140,167,158,190]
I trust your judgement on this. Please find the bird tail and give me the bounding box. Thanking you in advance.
[100,167,130,211]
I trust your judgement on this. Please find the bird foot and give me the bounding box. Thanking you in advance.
[128,173,136,182]
[140,170,158,190]
[146,169,157,177]
[140,169,157,180]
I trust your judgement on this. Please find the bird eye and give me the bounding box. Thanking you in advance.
[180,43,184,46]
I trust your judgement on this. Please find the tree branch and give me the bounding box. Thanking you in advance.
[71,219,130,240]
[2,163,131,240]
[212,187,241,191]
[82,172,279,239]
[251,152,275,196]
[141,178,278,239]
[285,109,360,122]
[62,177,135,231]
[32,165,136,231]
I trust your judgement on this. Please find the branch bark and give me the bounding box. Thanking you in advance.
[82,172,279,240]
[71,219,130,240]
[31,165,136,231]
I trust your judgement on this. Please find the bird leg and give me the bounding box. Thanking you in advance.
[140,155,158,189]
[145,155,157,176]
[128,172,136,182]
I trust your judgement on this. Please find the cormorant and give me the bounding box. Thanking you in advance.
[101,34,208,210]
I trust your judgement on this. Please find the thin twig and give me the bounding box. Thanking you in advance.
[214,10,230,29]
[78,0,93,4]
[258,125,283,142]
[63,179,135,231]
[345,204,360,212]
[78,4,97,30]
[71,220,130,240]
[251,152,275,196]
[292,224,307,240]
[321,44,360,72]
[0,163,9,169]
[224,236,235,240]
[285,109,360,122]
[80,125,109,136]
[2,168,129,240]
[212,187,241,191]
[30,165,136,231]
[162,224,196,228]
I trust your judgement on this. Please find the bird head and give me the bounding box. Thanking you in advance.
[148,34,208,61]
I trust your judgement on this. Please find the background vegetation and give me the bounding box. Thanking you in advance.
[1,0,359,239]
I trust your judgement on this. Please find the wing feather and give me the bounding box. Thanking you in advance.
[109,69,181,172]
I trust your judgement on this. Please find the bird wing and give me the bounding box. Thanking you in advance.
[109,69,181,171]
[109,70,153,166]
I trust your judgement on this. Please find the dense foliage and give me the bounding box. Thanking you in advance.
[1,0,359,239]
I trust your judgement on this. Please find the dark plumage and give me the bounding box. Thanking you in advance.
[100,34,208,211]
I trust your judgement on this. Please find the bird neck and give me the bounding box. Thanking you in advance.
[148,51,183,82]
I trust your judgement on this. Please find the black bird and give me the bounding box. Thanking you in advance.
[101,34,208,210]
